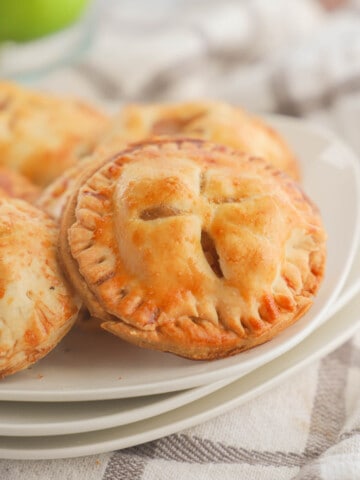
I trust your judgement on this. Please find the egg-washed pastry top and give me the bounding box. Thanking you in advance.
[97,100,300,180]
[60,138,326,360]
[0,198,81,377]
[0,81,108,187]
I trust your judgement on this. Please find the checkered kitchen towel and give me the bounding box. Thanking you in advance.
[2,0,360,478]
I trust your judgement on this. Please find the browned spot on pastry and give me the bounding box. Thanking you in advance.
[189,316,204,325]
[119,288,128,297]
[258,294,279,324]
[94,270,115,286]
[152,118,185,135]
[309,250,326,277]
[151,111,206,135]
[274,293,295,311]
[24,329,40,347]
[140,205,182,220]
[210,197,237,205]
[199,172,207,193]
[248,316,265,333]
[201,231,224,278]
[0,96,10,111]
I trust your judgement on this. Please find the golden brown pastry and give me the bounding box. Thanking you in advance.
[97,100,300,180]
[0,197,81,377]
[37,99,300,222]
[59,138,326,360]
[0,165,40,203]
[0,81,108,187]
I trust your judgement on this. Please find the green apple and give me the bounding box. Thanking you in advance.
[0,0,91,42]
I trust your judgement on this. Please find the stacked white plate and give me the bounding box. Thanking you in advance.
[1,116,360,460]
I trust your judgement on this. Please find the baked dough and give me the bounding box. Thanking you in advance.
[60,138,326,360]
[0,166,40,203]
[97,100,300,180]
[38,100,299,221]
[0,198,81,377]
[0,81,108,186]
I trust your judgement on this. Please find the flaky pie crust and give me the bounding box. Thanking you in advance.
[0,198,81,377]
[0,81,108,186]
[60,139,326,360]
[38,100,300,223]
[98,100,300,180]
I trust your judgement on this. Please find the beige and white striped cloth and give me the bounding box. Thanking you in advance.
[2,0,360,478]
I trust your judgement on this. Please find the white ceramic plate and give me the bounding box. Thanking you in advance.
[1,281,360,459]
[0,240,359,438]
[0,377,236,437]
[0,116,359,401]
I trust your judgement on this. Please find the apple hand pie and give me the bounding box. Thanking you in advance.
[0,81,108,187]
[0,198,81,377]
[97,100,300,180]
[59,138,326,360]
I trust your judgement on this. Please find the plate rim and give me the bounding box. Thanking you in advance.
[0,376,236,437]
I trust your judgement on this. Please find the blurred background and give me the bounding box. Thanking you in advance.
[0,0,360,151]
